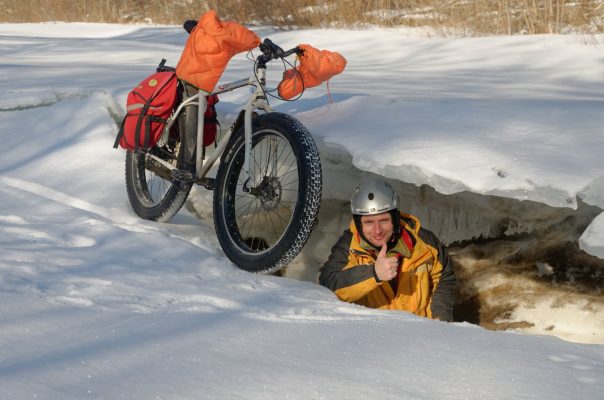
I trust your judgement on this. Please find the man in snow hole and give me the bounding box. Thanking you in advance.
[319,178,456,321]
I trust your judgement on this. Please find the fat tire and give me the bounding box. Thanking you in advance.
[124,84,195,222]
[125,150,192,222]
[213,112,322,273]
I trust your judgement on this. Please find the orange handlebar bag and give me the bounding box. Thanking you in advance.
[176,10,261,93]
[278,44,347,100]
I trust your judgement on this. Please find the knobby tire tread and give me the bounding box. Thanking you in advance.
[213,112,322,273]
[124,89,194,223]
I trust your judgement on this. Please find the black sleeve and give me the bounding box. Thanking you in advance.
[419,228,456,322]
[319,229,375,292]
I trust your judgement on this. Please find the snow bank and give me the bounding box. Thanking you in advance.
[1,23,603,399]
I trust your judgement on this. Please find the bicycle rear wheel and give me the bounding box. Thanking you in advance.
[213,112,322,273]
[125,86,195,222]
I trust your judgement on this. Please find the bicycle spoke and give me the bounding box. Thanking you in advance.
[276,155,297,180]
[267,210,281,244]
[245,200,261,242]
[236,197,256,229]
[221,126,314,255]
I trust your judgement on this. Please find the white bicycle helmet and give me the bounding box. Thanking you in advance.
[350,178,399,215]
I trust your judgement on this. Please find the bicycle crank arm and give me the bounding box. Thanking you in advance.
[145,152,177,174]
[145,153,196,186]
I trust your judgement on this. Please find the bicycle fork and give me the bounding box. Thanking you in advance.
[241,68,271,192]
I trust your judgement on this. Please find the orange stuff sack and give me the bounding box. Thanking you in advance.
[176,10,260,93]
[277,44,346,100]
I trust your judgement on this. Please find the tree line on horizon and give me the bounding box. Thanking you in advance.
[2,0,603,35]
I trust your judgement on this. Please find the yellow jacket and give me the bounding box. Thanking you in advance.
[319,212,455,321]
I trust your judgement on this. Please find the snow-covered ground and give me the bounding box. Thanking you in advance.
[0,22,603,399]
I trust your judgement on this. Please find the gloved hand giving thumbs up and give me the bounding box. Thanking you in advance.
[374,244,399,281]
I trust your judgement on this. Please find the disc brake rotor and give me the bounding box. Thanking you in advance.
[250,175,282,211]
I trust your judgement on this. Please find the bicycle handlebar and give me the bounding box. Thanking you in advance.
[183,20,197,34]
[258,38,303,65]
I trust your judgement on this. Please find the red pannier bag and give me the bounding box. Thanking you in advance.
[113,71,178,150]
[203,94,219,147]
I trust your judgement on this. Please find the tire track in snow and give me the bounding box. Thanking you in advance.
[0,175,214,252]
[0,175,130,223]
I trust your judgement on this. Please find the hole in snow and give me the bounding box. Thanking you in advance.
[188,138,604,344]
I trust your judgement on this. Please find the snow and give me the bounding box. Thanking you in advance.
[1,22,603,399]
[580,212,604,259]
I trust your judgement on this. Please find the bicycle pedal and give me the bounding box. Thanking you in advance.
[200,177,216,190]
[171,169,194,184]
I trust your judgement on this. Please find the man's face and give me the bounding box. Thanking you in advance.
[360,212,393,247]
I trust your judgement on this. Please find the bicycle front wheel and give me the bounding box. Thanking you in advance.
[213,112,322,273]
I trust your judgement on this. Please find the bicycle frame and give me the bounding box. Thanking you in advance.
[123,35,322,273]
[147,67,272,186]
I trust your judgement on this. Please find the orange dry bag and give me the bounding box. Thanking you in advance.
[176,10,261,93]
[277,44,346,100]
